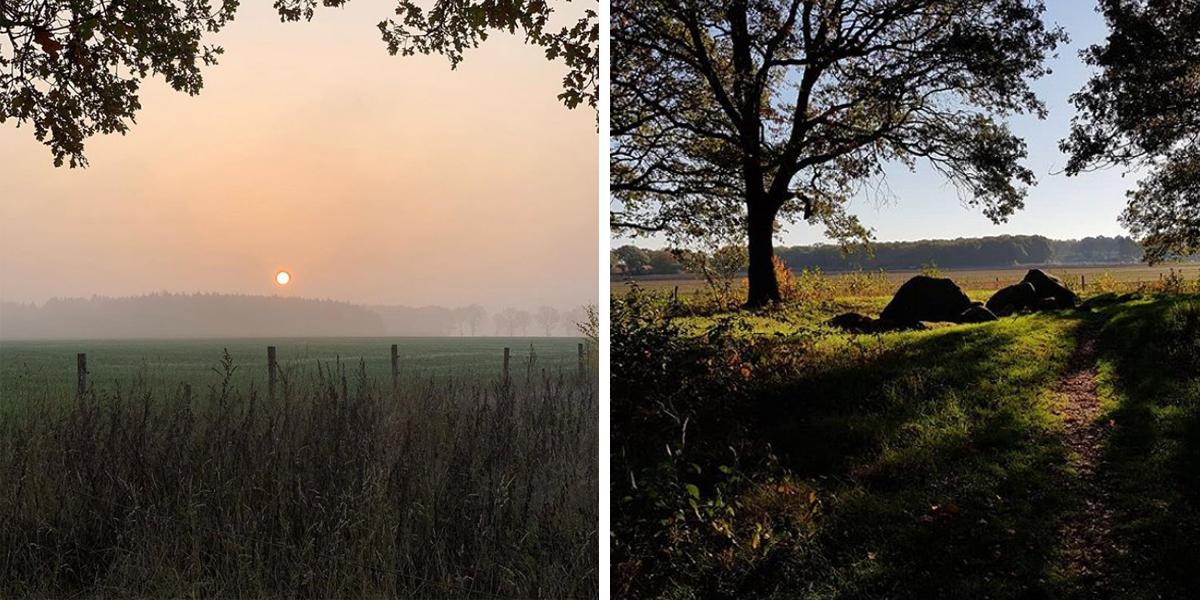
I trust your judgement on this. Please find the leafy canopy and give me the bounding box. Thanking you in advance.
[1062,0,1200,262]
[1,0,597,168]
[611,0,1065,255]
[0,0,239,167]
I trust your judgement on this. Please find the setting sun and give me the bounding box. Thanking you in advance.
[275,270,291,285]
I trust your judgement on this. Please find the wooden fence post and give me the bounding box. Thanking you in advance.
[391,344,399,391]
[267,346,277,399]
[184,383,192,404]
[1081,274,1086,291]
[503,347,511,382]
[76,353,87,398]
[578,342,585,375]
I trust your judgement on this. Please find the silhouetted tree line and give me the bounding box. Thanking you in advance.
[0,293,587,340]
[611,235,1184,276]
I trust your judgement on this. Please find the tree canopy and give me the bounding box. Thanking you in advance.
[610,0,1066,306]
[1062,0,1200,263]
[1,0,597,167]
[0,0,239,167]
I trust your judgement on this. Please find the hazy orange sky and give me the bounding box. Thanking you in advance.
[0,2,598,311]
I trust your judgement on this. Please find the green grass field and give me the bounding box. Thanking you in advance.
[611,287,1200,598]
[613,263,1200,296]
[0,337,588,406]
[1,334,599,598]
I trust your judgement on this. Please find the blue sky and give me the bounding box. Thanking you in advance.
[614,1,1137,248]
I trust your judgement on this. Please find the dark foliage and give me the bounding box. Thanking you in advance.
[1063,0,1200,262]
[1,0,598,167]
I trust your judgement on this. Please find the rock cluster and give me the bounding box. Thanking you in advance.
[987,269,1078,316]
[830,269,1078,333]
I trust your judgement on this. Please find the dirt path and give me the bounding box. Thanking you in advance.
[1053,320,1124,597]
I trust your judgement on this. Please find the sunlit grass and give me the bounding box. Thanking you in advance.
[612,280,1199,598]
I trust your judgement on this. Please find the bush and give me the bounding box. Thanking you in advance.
[793,267,838,306]
[611,288,825,598]
[1092,270,1121,293]
[840,269,892,296]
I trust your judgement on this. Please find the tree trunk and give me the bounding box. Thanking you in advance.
[745,204,780,308]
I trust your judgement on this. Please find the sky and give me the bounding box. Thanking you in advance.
[0,2,598,310]
[613,1,1141,249]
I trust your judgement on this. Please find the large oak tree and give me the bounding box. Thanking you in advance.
[1062,0,1199,262]
[1,0,597,167]
[611,0,1066,307]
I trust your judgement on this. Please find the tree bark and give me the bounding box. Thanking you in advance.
[745,203,781,307]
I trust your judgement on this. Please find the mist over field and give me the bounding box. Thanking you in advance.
[0,293,588,340]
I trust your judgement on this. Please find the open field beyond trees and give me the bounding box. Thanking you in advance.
[611,279,1200,598]
[612,263,1200,299]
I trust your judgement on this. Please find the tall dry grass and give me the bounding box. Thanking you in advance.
[0,354,597,598]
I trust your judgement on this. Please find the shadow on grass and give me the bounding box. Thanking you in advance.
[1094,296,1200,598]
[743,313,1084,599]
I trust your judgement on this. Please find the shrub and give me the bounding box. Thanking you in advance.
[793,267,837,306]
[839,269,892,296]
[1160,268,1192,294]
[1092,270,1120,293]
[774,256,800,302]
[610,290,825,598]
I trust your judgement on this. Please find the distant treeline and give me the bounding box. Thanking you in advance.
[0,293,589,340]
[610,235,1190,275]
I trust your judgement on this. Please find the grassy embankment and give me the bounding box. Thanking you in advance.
[611,273,1199,599]
[1,355,598,599]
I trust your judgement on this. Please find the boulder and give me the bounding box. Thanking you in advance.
[996,304,1018,317]
[1034,297,1062,311]
[1022,269,1078,308]
[869,318,928,333]
[828,312,929,334]
[957,304,998,323]
[880,276,973,324]
[829,312,874,332]
[986,282,1036,316]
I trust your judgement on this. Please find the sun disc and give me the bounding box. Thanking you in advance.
[275,270,291,285]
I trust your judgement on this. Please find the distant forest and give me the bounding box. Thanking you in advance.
[0,294,588,340]
[610,235,1196,275]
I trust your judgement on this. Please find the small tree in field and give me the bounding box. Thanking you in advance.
[536,306,561,336]
[576,303,598,349]
[611,0,1065,307]
[513,309,533,337]
[678,245,750,309]
[495,309,516,336]
[464,304,487,337]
